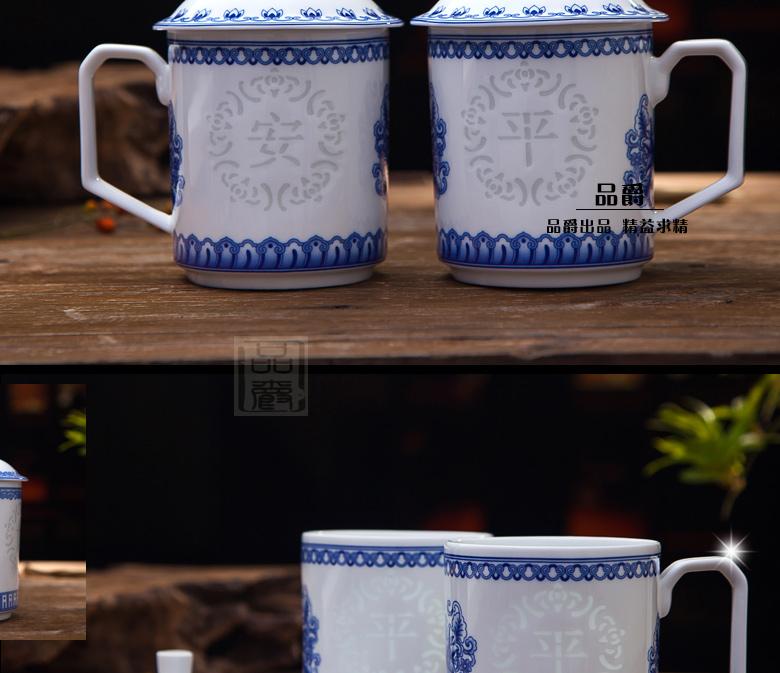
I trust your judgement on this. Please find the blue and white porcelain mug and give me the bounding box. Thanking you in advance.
[79,1,402,290]
[0,460,25,621]
[301,530,491,673]
[413,1,747,288]
[444,537,747,673]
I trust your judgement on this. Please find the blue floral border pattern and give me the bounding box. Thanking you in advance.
[445,554,659,581]
[170,39,390,66]
[624,94,654,207]
[0,471,26,481]
[0,489,21,501]
[429,30,652,60]
[156,7,403,28]
[372,84,390,196]
[175,230,386,272]
[302,587,322,673]
[0,591,18,613]
[414,3,667,24]
[169,105,185,208]
[302,544,445,568]
[439,229,652,268]
[430,84,450,199]
[647,615,660,673]
[448,600,478,673]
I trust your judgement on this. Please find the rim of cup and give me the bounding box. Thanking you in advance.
[444,536,661,559]
[302,529,493,547]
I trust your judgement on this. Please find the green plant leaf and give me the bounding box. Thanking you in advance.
[60,409,86,457]
[645,376,780,521]
[643,455,681,476]
[679,467,728,484]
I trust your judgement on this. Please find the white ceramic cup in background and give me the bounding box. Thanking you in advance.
[79,1,402,291]
[301,529,492,673]
[0,459,26,621]
[413,0,746,288]
[157,651,194,673]
[444,536,747,673]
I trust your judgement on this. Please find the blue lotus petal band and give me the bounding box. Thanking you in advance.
[175,230,386,273]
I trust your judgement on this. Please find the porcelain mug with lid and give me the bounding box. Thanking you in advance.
[413,1,746,288]
[0,459,26,621]
[80,1,401,290]
[444,536,747,673]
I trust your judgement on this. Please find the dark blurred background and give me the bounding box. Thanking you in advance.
[1,0,778,172]
[88,372,777,673]
[0,383,86,561]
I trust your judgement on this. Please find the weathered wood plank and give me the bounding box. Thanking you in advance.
[2,564,299,673]
[0,562,86,641]
[0,173,778,364]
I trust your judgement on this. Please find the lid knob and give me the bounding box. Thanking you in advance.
[157,651,194,673]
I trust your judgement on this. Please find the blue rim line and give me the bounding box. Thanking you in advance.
[303,543,445,551]
[429,28,652,39]
[177,260,383,274]
[444,255,653,270]
[170,37,390,46]
[445,553,659,563]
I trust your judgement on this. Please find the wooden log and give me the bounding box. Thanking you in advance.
[1,565,301,673]
[0,63,170,205]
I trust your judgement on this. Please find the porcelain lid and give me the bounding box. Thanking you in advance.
[0,459,27,482]
[412,0,667,27]
[155,0,403,30]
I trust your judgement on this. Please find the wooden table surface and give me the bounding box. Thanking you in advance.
[0,172,778,365]
[2,564,288,670]
[0,562,86,640]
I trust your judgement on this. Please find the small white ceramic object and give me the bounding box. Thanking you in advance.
[80,1,402,290]
[157,651,194,673]
[412,1,747,288]
[444,536,747,673]
[301,529,492,673]
[0,459,26,621]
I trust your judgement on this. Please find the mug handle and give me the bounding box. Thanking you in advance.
[659,557,747,673]
[648,40,747,221]
[79,44,175,233]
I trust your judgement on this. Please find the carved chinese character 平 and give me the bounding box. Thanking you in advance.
[462,67,599,206]
[491,589,626,673]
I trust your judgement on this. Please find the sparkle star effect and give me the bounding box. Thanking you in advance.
[713,533,750,567]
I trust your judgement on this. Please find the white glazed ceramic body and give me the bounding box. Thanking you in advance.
[301,530,491,673]
[80,28,392,290]
[422,24,746,288]
[157,650,194,673]
[0,480,22,621]
[444,537,748,673]
[168,28,390,289]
